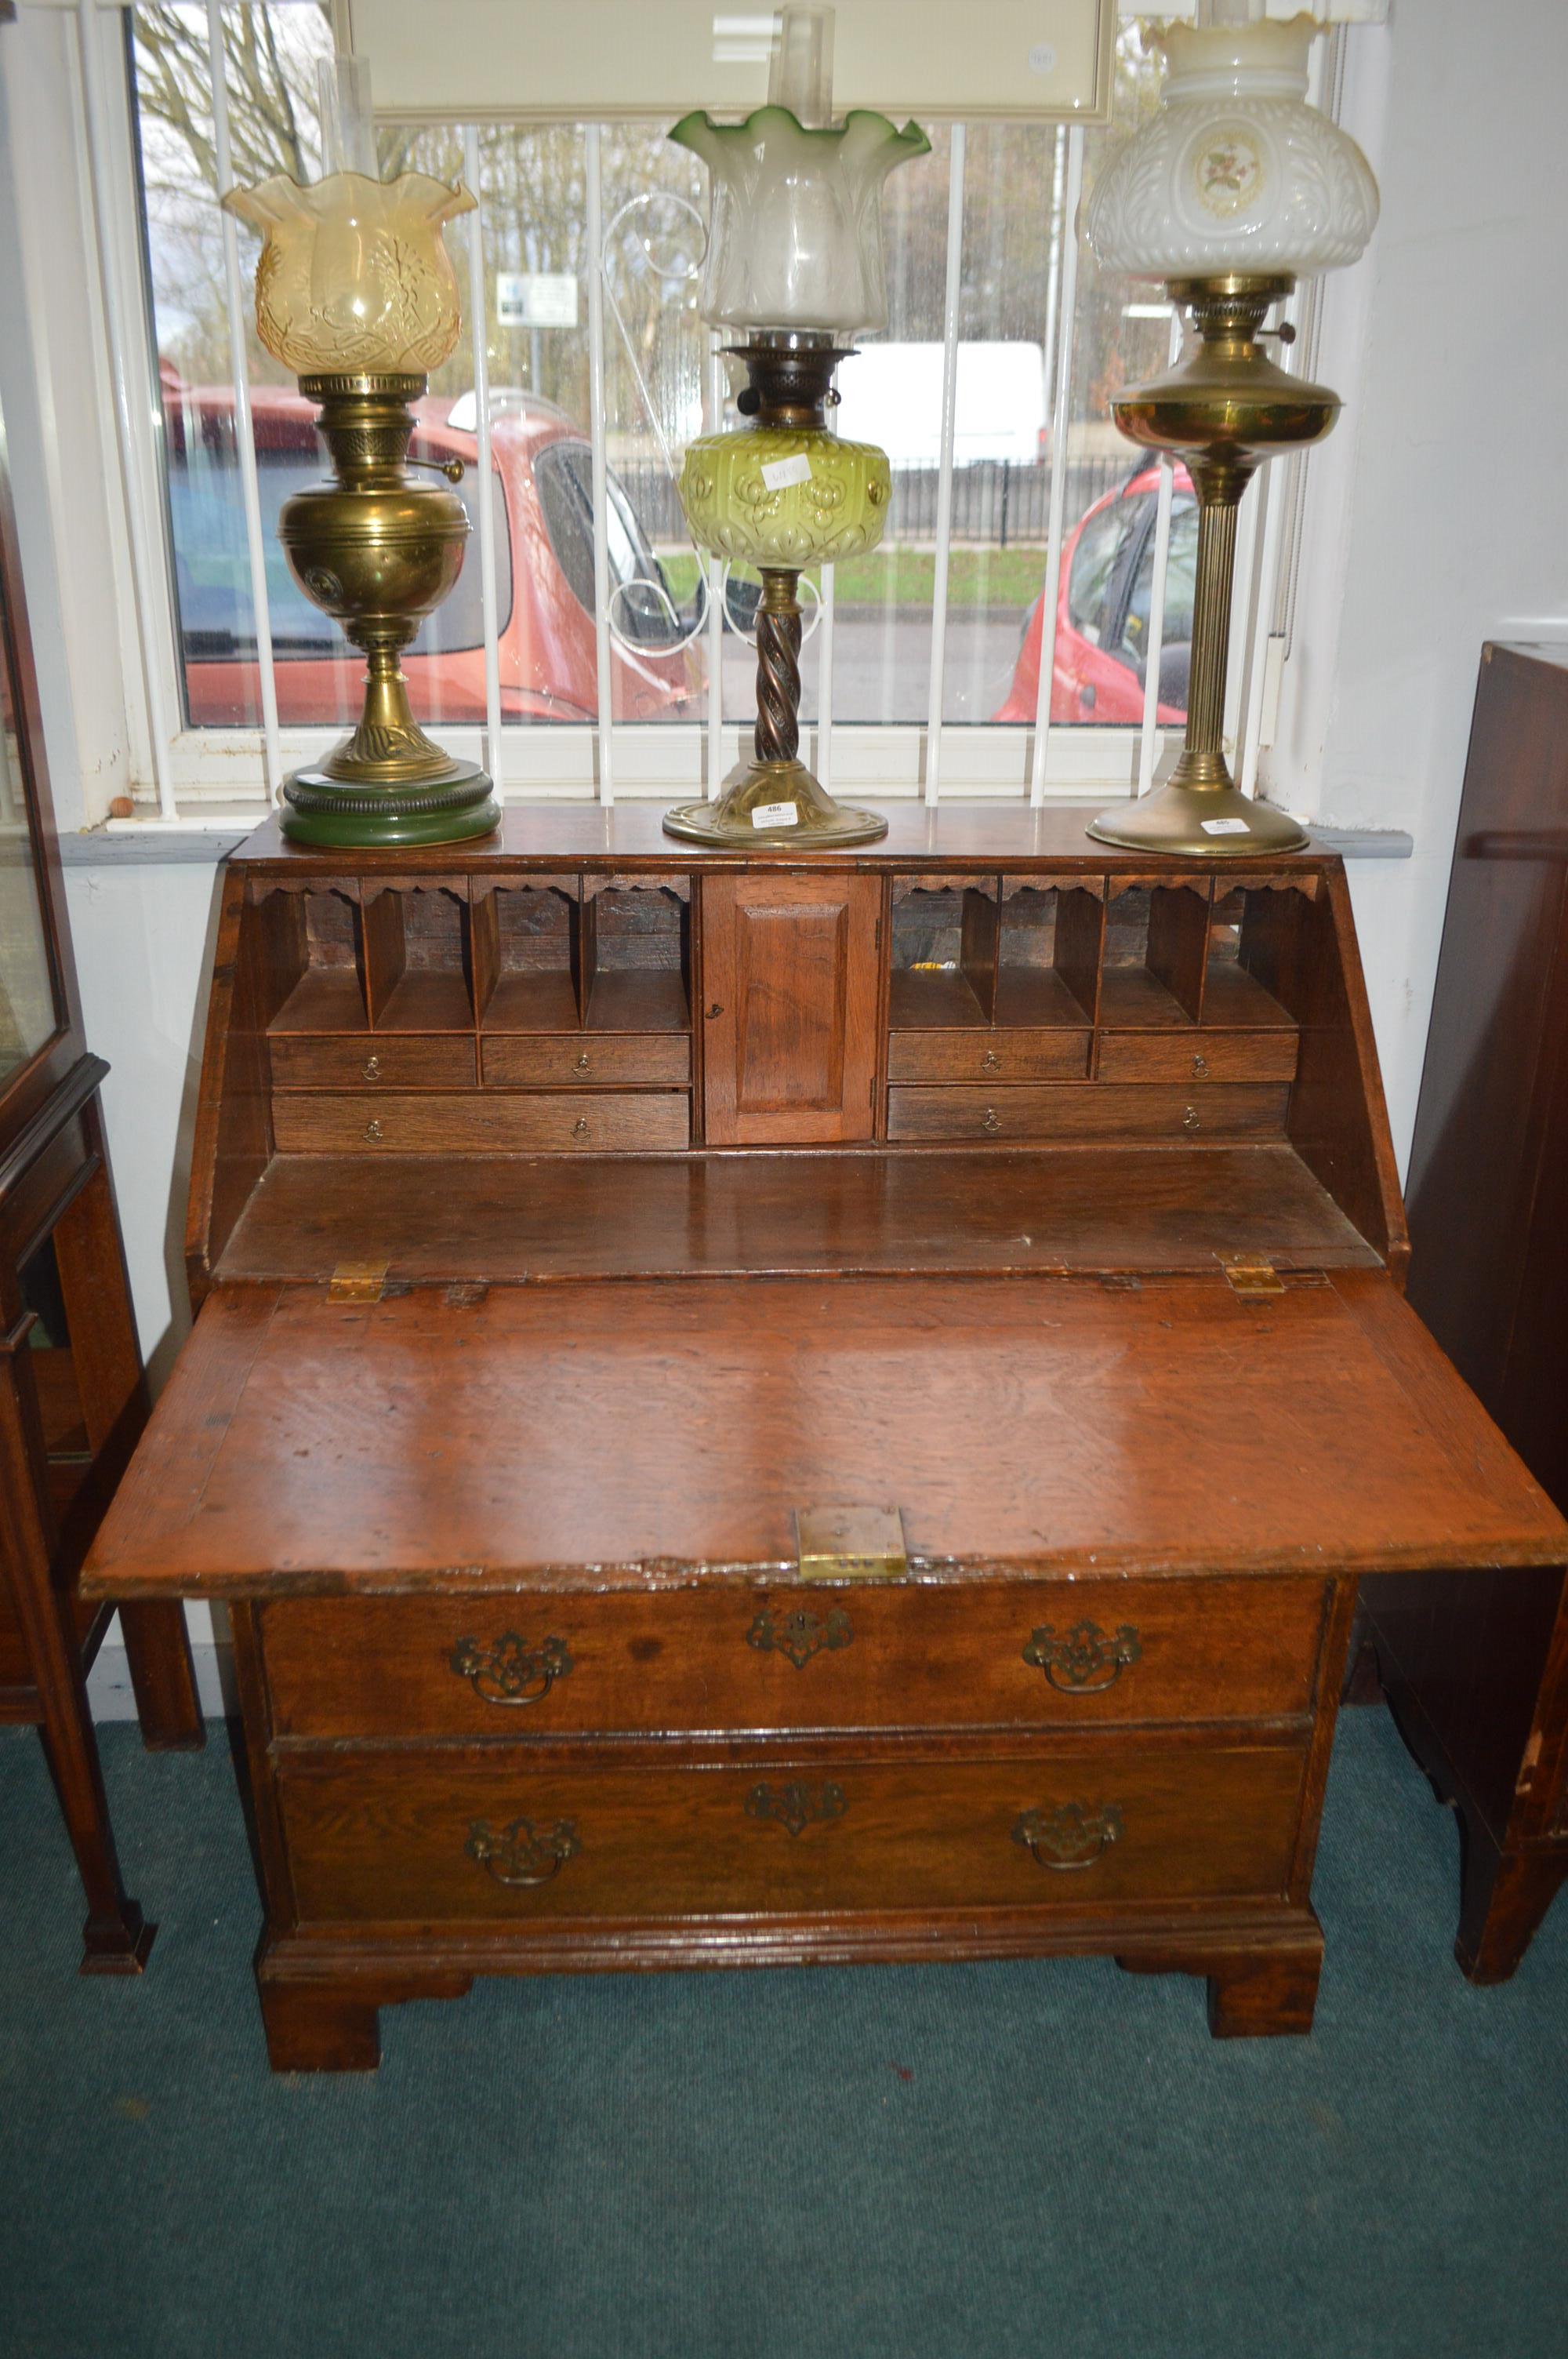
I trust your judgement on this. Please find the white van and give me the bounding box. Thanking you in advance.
[832,342,1047,468]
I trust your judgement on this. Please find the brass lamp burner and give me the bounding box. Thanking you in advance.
[278,373,499,849]
[1087,274,1337,860]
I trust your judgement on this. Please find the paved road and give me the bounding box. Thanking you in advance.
[719,610,1029,730]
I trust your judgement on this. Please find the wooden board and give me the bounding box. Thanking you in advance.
[84,1268,1567,1601]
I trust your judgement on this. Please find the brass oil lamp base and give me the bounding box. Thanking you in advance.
[278,373,499,849]
[666,336,888,850]
[1087,276,1336,860]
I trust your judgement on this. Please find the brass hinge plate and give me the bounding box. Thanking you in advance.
[795,1504,909,1582]
[1220,1252,1286,1299]
[328,1259,390,1303]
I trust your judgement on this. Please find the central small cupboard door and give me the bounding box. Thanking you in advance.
[701,872,882,1144]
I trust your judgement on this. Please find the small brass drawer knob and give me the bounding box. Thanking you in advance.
[573,1116,590,1137]
[466,1816,579,1888]
[449,1632,574,1707]
[361,1054,383,1081]
[362,1118,383,1143]
[1182,1104,1201,1131]
[982,1107,1003,1134]
[1012,1801,1123,1871]
[745,1780,846,1837]
[1191,1052,1210,1079]
[1022,1619,1142,1695]
[747,1603,852,1670]
[576,1050,591,1072]
[982,1047,1001,1071]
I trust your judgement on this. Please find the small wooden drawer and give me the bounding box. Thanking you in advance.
[271,1090,691,1154]
[260,1578,1327,1741]
[482,1034,691,1089]
[886,1083,1290,1143]
[887,1030,1090,1084]
[275,1738,1308,1925]
[268,1036,477,1091]
[1096,1030,1299,1085]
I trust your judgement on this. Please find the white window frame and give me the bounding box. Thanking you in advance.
[18,0,1384,832]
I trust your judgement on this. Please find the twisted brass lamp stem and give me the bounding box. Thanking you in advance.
[755,572,804,768]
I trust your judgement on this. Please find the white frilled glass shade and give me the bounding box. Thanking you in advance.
[221,170,477,376]
[670,106,929,337]
[1083,13,1378,282]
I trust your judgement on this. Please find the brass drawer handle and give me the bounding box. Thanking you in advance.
[1182,1103,1201,1131]
[1012,1801,1123,1871]
[982,1107,1003,1134]
[361,1054,383,1081]
[746,1780,846,1837]
[747,1604,851,1670]
[449,1631,574,1707]
[1022,1619,1142,1695]
[1191,1052,1210,1079]
[576,1050,590,1072]
[466,1816,579,1888]
[572,1115,590,1137]
[982,1047,1001,1071]
[362,1118,383,1143]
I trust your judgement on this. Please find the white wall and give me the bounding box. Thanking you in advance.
[1292,0,1568,1164]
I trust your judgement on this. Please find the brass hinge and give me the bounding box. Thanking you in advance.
[1220,1252,1286,1299]
[328,1259,389,1303]
[796,1504,908,1582]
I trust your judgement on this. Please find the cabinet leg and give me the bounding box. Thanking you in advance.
[35,1725,156,1975]
[1118,1917,1323,2039]
[1456,1817,1568,1985]
[259,1978,382,2073]
[119,1600,206,1750]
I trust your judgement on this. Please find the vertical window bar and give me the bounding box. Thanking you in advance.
[584,122,614,803]
[1238,280,1301,798]
[922,121,966,806]
[706,336,724,797]
[1029,123,1083,807]
[817,562,835,791]
[207,0,281,802]
[1135,308,1184,798]
[462,124,503,791]
[77,0,178,819]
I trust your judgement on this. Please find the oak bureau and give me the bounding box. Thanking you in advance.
[83,805,1566,2069]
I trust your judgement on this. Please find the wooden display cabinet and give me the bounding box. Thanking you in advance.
[0,376,203,1974]
[83,805,1565,2066]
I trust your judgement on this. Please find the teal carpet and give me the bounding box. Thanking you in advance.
[0,1710,1563,2359]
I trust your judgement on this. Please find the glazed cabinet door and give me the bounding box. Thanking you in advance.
[700,871,883,1144]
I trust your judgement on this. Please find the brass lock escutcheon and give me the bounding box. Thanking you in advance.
[449,1631,575,1707]
[466,1816,579,1888]
[1012,1801,1123,1871]
[746,1780,847,1837]
[1022,1619,1142,1695]
[361,1053,383,1081]
[747,1603,852,1670]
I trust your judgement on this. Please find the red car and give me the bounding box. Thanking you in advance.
[994,461,1197,726]
[160,373,702,729]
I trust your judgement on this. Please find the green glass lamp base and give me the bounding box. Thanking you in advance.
[663,758,887,849]
[1085,779,1308,859]
[280,761,501,850]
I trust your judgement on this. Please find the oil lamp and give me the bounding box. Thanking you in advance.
[1081,5,1377,857]
[662,5,927,848]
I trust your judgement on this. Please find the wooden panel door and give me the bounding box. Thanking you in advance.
[701,872,882,1144]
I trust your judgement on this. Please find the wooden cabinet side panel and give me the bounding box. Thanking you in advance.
[186,871,272,1309]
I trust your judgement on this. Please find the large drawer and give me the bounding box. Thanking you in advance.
[1095,1030,1299,1084]
[887,1030,1090,1083]
[482,1034,691,1088]
[268,1035,476,1090]
[258,1577,1328,1739]
[886,1082,1290,1143]
[275,1737,1308,1924]
[271,1089,691,1153]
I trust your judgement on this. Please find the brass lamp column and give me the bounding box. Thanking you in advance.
[1087,274,1336,856]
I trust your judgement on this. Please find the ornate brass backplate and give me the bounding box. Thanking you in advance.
[449,1631,574,1707]
[1022,1619,1142,1696]
[466,1816,580,1887]
[1012,1801,1123,1871]
[747,1603,853,1670]
[745,1781,847,1838]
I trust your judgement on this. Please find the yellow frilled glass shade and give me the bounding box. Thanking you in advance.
[220,170,477,377]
